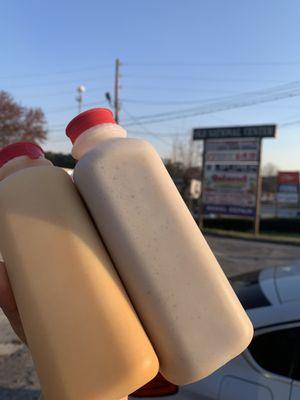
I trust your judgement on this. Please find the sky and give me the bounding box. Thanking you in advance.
[1,0,300,170]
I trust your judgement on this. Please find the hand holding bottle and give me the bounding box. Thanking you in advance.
[0,261,128,400]
[0,142,157,400]
[0,261,26,342]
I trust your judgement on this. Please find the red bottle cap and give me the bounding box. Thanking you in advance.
[0,142,44,168]
[66,108,116,144]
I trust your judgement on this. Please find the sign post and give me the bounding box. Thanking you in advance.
[199,140,206,230]
[193,124,276,235]
[254,139,262,235]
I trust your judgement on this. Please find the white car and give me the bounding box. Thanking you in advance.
[131,261,300,400]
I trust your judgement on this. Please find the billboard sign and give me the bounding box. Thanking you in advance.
[202,138,260,217]
[277,172,299,206]
[193,124,276,140]
[277,172,300,186]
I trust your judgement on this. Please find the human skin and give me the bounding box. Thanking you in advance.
[0,261,26,342]
[0,261,128,400]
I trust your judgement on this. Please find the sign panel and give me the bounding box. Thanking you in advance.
[277,172,299,206]
[202,138,260,217]
[193,124,276,140]
[277,172,300,186]
[277,193,298,204]
[189,179,201,199]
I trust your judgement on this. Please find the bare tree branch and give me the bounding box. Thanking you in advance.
[0,91,47,147]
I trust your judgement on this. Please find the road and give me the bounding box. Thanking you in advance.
[1,235,300,399]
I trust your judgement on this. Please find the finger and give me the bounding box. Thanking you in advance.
[0,261,17,312]
[0,262,27,343]
[4,308,27,343]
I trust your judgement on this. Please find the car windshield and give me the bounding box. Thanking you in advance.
[230,270,271,310]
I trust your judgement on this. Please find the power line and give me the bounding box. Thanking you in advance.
[280,119,300,127]
[122,108,172,146]
[11,87,107,100]
[122,95,236,105]
[124,79,300,94]
[46,80,300,130]
[48,109,175,146]
[123,75,287,83]
[128,130,186,137]
[0,64,113,80]
[123,97,300,108]
[122,85,240,93]
[46,101,105,115]
[12,59,291,82]
[123,80,300,125]
[3,73,289,91]
[5,76,113,90]
[126,61,300,67]
[140,80,300,119]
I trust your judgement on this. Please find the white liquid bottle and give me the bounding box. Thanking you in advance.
[0,142,159,400]
[66,109,253,385]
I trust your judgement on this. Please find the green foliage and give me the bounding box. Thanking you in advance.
[45,152,75,169]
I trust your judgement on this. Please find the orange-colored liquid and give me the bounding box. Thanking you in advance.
[0,164,158,400]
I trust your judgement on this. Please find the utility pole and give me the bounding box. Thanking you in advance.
[76,85,86,114]
[114,58,121,123]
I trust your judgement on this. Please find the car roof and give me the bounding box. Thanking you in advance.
[230,261,300,329]
[230,269,272,310]
[248,300,300,329]
[230,261,300,307]
[256,261,300,305]
[274,261,300,303]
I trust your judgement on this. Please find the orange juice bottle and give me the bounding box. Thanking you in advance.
[0,142,158,400]
[66,108,253,385]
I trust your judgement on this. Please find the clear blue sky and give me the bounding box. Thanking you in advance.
[1,0,300,170]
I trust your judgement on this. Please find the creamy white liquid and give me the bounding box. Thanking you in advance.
[73,126,253,385]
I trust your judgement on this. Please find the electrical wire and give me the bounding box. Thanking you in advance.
[5,76,113,90]
[122,85,239,93]
[10,87,107,100]
[126,61,300,67]
[122,80,300,125]
[123,75,287,83]
[46,101,105,115]
[0,64,113,80]
[280,119,300,127]
[122,108,173,146]
[3,60,300,81]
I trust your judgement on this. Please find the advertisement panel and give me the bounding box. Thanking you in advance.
[202,139,260,217]
[277,172,299,206]
[277,172,300,186]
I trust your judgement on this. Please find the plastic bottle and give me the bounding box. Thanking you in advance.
[66,109,253,385]
[0,142,159,400]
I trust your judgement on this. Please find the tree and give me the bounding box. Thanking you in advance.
[262,162,278,177]
[45,152,76,169]
[172,137,201,168]
[0,91,47,147]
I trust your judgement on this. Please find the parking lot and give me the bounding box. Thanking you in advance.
[1,235,300,399]
[207,235,300,277]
